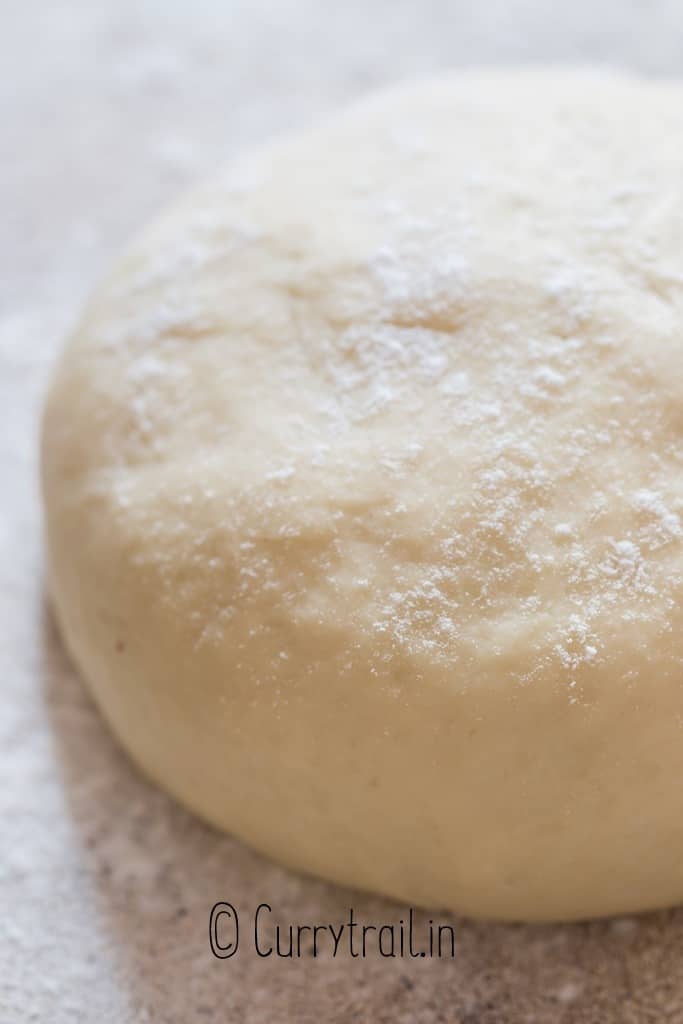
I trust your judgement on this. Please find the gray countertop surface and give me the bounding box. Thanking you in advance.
[3,2,683,1020]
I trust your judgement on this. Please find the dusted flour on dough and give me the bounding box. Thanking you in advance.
[43,70,683,921]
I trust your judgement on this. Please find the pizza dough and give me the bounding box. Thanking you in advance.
[42,70,683,922]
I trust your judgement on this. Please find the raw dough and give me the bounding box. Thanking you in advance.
[42,70,683,921]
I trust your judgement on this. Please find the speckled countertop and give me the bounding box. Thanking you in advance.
[3,2,683,1021]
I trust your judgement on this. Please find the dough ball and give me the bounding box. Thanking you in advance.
[42,70,683,921]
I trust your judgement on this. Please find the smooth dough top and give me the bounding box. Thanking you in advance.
[43,70,683,921]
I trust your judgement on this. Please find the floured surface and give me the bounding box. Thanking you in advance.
[5,1,683,1019]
